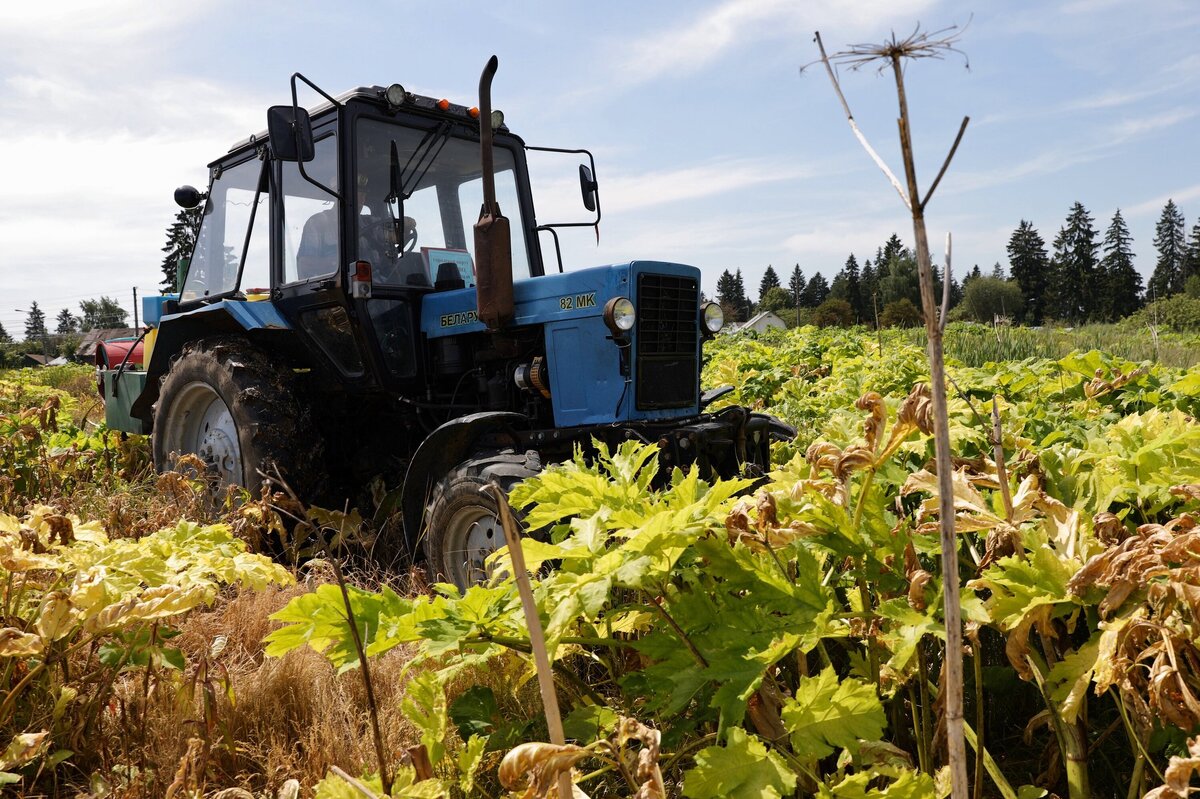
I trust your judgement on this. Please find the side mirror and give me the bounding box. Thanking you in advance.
[174,185,203,209]
[579,164,598,213]
[267,105,315,162]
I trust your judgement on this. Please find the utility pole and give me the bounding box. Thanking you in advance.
[133,287,139,329]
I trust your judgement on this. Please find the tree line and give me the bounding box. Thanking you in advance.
[0,206,203,365]
[0,298,133,365]
[715,199,1200,328]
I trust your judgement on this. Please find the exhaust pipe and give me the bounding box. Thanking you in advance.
[474,55,514,331]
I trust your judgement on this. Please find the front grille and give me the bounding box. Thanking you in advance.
[635,273,699,409]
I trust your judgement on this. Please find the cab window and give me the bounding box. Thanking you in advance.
[283,134,339,284]
[181,157,266,302]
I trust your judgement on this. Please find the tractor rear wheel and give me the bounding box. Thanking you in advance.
[152,337,323,498]
[423,451,541,590]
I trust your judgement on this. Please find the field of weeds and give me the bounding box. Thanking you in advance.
[2,323,1200,798]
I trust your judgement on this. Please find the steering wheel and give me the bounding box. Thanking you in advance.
[400,216,418,254]
[360,215,418,259]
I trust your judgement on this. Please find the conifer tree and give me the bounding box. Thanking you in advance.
[733,268,750,320]
[24,302,47,342]
[160,207,203,291]
[715,269,739,315]
[1049,202,1099,321]
[1100,209,1141,320]
[860,258,878,312]
[0,321,10,343]
[788,264,805,308]
[759,265,780,298]
[1006,220,1050,324]
[55,308,79,335]
[880,233,906,266]
[1149,199,1186,299]
[842,254,863,320]
[801,273,830,307]
[1184,221,1200,288]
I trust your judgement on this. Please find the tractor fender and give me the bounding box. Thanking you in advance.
[401,411,529,549]
[129,301,293,424]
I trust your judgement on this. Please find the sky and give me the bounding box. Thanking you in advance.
[2,0,1198,337]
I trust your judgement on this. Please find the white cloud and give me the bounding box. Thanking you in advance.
[1122,184,1200,219]
[609,0,940,85]
[1108,109,1198,141]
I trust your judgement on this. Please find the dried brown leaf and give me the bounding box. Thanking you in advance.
[498,742,589,798]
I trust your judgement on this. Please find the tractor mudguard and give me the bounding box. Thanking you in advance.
[750,411,798,442]
[401,411,529,549]
[129,301,293,424]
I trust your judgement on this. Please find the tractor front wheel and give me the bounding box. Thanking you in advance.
[152,337,322,498]
[423,451,541,590]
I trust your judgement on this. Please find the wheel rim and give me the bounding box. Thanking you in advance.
[442,504,504,588]
[165,381,243,486]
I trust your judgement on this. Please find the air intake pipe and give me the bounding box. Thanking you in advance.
[474,55,514,331]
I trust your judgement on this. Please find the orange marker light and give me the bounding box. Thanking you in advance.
[436,99,450,111]
[354,261,372,281]
[468,107,480,118]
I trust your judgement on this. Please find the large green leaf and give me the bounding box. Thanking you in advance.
[400,671,447,766]
[682,728,797,799]
[781,667,887,761]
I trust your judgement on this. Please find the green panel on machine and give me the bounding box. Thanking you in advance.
[102,370,149,434]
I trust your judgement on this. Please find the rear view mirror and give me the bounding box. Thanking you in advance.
[579,164,598,212]
[267,105,315,162]
[173,185,203,209]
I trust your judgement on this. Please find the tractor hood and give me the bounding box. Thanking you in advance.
[421,261,704,426]
[421,261,697,339]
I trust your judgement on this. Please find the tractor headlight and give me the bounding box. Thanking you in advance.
[701,302,725,334]
[604,297,636,335]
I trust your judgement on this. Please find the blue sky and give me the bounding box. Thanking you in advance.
[2,0,1198,336]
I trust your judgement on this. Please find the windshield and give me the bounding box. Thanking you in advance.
[355,117,532,287]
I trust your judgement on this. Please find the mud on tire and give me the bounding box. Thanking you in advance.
[152,336,324,499]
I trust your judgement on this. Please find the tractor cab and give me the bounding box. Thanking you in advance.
[174,82,550,392]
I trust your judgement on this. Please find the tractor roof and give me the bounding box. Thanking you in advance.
[227,85,501,154]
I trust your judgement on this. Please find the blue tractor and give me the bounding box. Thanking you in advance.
[100,59,794,588]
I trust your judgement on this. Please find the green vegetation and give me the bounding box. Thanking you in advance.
[4,331,1200,797]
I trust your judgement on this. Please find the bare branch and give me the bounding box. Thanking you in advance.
[921,116,970,211]
[812,31,910,209]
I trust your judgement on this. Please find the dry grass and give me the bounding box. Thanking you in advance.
[108,575,425,797]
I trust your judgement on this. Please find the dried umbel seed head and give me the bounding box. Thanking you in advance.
[855,391,886,450]
[897,383,935,436]
[806,441,843,473]
[836,444,875,480]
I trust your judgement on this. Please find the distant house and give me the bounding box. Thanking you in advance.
[732,311,787,334]
[76,328,140,362]
[20,354,69,368]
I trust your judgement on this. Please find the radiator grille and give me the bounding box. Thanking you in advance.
[635,273,699,410]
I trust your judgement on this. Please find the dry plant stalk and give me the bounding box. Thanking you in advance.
[810,24,971,798]
[488,483,574,799]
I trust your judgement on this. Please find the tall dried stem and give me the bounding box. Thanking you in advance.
[811,26,971,797]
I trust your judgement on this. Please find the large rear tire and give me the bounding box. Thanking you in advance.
[423,450,541,590]
[152,337,323,498]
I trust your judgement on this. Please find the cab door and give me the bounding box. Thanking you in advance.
[271,128,372,383]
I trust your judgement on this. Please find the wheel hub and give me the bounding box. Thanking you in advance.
[169,382,243,486]
[448,507,504,587]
